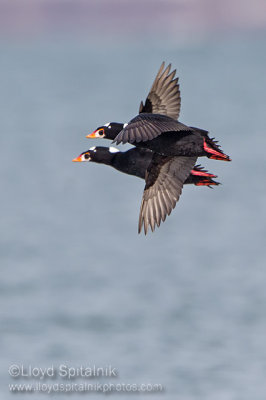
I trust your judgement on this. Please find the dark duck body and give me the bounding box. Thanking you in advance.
[82,62,230,233]
[88,62,231,161]
[73,146,219,185]
[114,112,230,161]
[88,120,227,160]
[73,146,219,234]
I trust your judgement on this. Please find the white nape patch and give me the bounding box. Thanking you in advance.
[109,147,120,153]
[123,123,128,128]
[89,146,96,152]
[104,122,111,127]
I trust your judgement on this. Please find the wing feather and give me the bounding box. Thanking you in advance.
[114,113,190,144]
[138,155,197,234]
[139,62,181,120]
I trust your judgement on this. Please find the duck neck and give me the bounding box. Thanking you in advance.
[92,151,117,167]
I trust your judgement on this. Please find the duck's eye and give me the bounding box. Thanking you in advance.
[84,153,90,159]
[98,129,104,136]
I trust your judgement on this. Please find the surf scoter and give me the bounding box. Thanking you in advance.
[73,147,219,234]
[87,63,231,161]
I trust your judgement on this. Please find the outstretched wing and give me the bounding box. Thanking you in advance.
[114,113,191,145]
[138,155,197,234]
[139,62,181,120]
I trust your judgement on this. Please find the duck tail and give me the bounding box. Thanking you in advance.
[203,137,231,161]
[194,177,220,187]
[191,165,217,178]
[189,166,220,187]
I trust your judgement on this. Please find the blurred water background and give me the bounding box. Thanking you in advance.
[1,1,266,399]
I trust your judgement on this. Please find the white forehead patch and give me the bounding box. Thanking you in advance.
[123,123,128,128]
[104,122,111,127]
[109,147,120,153]
[89,146,96,152]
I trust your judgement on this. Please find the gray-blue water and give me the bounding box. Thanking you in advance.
[1,35,266,399]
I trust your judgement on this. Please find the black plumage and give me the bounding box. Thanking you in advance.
[112,63,231,161]
[73,147,219,234]
[82,61,229,233]
[138,155,197,234]
[139,62,181,119]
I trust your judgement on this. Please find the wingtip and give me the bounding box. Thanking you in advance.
[112,136,122,145]
[139,100,144,114]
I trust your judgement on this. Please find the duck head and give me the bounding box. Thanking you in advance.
[86,122,125,141]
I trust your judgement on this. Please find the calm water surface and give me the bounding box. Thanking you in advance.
[1,35,266,399]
